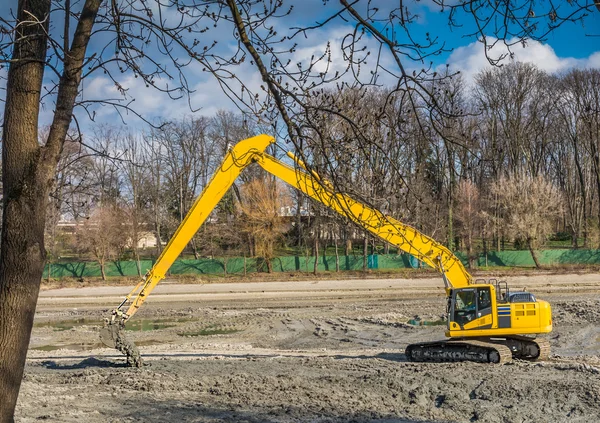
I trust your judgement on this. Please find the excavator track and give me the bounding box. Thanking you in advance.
[405,339,513,364]
[534,338,551,360]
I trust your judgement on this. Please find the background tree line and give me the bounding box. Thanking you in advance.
[41,63,600,274]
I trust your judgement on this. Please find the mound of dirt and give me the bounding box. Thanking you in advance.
[552,300,600,325]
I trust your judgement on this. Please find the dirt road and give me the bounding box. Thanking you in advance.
[15,273,600,422]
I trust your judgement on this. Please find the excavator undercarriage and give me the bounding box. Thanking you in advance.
[406,336,550,364]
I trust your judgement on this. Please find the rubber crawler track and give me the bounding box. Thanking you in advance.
[405,340,513,364]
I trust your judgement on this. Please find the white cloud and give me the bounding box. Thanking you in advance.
[445,38,600,83]
[589,51,600,68]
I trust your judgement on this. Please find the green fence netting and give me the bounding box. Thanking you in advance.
[43,249,600,279]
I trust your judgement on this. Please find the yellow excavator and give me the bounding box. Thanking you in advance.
[101,134,552,365]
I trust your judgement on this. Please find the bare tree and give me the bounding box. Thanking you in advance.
[491,174,564,268]
[45,133,95,274]
[142,129,168,257]
[76,205,127,280]
[474,63,558,177]
[455,180,482,268]
[158,117,218,258]
[239,177,291,273]
[120,133,152,275]
[560,69,600,246]
[87,126,123,207]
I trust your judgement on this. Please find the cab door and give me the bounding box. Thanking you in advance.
[475,287,493,328]
[451,287,493,330]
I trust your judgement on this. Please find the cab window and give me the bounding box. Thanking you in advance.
[455,290,476,311]
[454,290,477,325]
[478,288,491,310]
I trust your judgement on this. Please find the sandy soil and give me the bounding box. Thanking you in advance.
[15,273,600,422]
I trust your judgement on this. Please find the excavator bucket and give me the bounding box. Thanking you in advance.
[100,319,143,367]
[99,320,118,348]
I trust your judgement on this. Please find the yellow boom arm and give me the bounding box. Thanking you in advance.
[113,134,471,322]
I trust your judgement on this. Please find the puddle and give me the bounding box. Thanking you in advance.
[32,342,105,352]
[32,339,164,352]
[124,319,178,332]
[407,319,446,326]
[34,318,101,331]
[177,327,240,337]
[34,318,188,332]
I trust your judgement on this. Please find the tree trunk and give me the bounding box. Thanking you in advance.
[528,239,542,269]
[133,246,142,277]
[344,225,352,255]
[313,236,319,275]
[334,234,339,272]
[0,1,101,420]
[0,2,51,420]
[191,238,199,260]
[467,243,475,269]
[363,237,368,272]
[467,227,475,269]
[100,262,107,281]
[266,258,273,273]
[154,224,163,256]
[296,193,303,249]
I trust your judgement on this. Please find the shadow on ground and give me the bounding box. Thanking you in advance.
[41,357,128,369]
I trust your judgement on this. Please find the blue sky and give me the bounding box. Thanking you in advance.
[1,0,599,131]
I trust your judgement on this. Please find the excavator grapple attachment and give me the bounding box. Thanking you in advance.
[100,319,143,367]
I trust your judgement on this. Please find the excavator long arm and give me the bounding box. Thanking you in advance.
[111,135,274,321]
[256,153,472,290]
[111,134,471,323]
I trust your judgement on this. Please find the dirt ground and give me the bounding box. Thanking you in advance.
[15,273,600,422]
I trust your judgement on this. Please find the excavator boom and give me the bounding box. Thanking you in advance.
[110,134,471,323]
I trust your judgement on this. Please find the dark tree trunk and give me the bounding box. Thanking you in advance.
[296,193,303,249]
[134,249,142,277]
[363,237,368,272]
[333,232,339,272]
[528,239,542,269]
[467,244,476,269]
[266,258,273,273]
[344,225,352,255]
[0,1,101,420]
[191,238,199,259]
[0,2,52,419]
[313,236,319,275]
